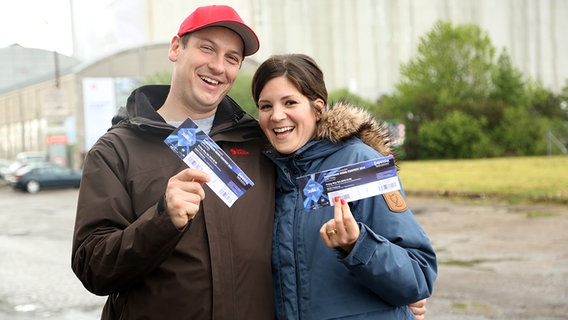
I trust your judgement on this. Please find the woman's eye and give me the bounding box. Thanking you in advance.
[259,104,271,111]
[285,100,297,106]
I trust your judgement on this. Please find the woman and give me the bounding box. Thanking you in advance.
[252,54,437,319]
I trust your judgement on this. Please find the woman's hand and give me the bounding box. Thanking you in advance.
[320,196,360,252]
[408,299,427,319]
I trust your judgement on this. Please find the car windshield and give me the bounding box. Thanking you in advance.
[16,163,61,175]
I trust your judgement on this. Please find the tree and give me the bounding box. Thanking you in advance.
[228,73,257,117]
[376,20,559,159]
[396,21,495,115]
[329,88,378,111]
[492,108,549,156]
[490,50,526,109]
[376,21,500,159]
[525,80,568,120]
[418,110,495,159]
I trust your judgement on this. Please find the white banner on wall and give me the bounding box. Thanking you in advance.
[82,78,116,150]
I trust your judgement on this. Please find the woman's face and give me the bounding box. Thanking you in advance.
[258,76,323,155]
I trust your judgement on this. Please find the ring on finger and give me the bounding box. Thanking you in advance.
[327,228,337,236]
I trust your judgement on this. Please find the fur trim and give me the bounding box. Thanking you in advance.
[316,101,393,158]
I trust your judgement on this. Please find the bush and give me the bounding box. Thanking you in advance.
[493,108,550,156]
[229,74,257,117]
[418,110,496,158]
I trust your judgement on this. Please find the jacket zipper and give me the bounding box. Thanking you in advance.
[290,165,304,318]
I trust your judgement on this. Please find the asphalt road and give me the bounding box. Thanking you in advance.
[412,196,568,320]
[0,185,104,320]
[0,184,566,319]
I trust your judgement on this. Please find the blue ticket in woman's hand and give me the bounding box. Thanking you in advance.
[164,118,254,207]
[296,156,400,211]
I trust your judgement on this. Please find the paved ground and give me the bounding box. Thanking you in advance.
[0,186,105,320]
[0,185,566,319]
[411,196,568,319]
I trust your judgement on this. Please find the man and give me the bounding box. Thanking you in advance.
[71,5,275,319]
[71,5,428,319]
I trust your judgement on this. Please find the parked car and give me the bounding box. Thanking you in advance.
[0,159,12,182]
[2,152,51,183]
[9,163,81,193]
[15,151,48,163]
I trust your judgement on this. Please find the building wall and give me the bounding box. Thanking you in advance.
[71,0,568,99]
[0,44,171,162]
[0,72,76,160]
[0,44,79,92]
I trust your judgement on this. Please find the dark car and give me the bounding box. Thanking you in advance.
[10,163,81,193]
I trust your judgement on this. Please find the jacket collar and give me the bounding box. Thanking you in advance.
[115,84,260,140]
[315,101,392,157]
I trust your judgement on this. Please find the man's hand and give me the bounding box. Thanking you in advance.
[409,299,427,320]
[164,168,210,228]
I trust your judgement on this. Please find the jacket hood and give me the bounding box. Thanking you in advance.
[316,101,393,158]
[110,85,170,130]
[126,85,169,122]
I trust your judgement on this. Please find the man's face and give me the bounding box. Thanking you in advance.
[169,26,244,117]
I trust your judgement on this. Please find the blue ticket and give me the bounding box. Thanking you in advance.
[164,118,254,207]
[296,156,400,211]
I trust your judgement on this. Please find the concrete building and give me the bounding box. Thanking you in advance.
[0,44,79,93]
[1,0,566,164]
[0,43,170,165]
[71,0,568,97]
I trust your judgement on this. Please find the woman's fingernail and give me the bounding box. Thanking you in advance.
[341,199,346,205]
[334,196,339,202]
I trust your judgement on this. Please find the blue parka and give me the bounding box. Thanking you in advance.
[266,102,437,319]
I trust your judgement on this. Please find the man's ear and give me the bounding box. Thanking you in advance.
[168,35,181,62]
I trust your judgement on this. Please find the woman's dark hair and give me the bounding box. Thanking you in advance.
[251,54,328,107]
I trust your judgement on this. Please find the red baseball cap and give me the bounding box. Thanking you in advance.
[177,5,260,56]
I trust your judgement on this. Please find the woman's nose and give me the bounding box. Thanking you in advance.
[270,105,286,121]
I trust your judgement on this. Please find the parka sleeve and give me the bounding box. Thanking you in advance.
[338,186,437,306]
[71,137,184,296]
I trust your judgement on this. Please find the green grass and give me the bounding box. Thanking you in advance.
[398,155,568,204]
[526,211,559,218]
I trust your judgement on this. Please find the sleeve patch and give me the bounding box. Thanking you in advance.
[382,190,408,213]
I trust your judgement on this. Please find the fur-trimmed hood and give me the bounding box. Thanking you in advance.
[316,101,393,158]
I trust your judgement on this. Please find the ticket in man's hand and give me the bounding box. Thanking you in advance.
[296,155,400,211]
[164,118,254,207]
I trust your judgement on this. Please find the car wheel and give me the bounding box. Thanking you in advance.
[26,180,40,193]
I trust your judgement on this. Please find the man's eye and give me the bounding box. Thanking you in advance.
[227,55,241,65]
